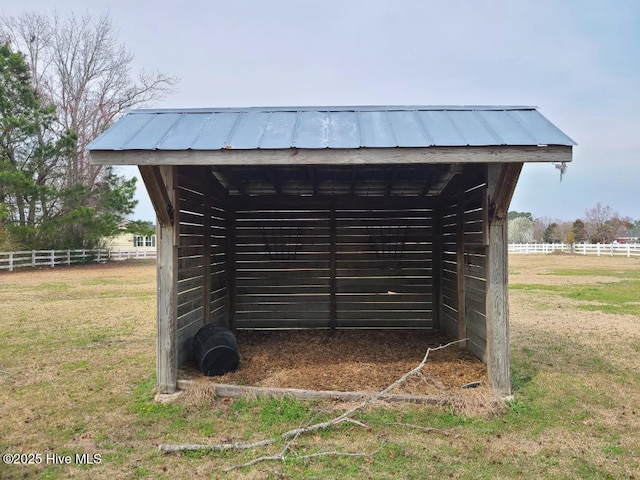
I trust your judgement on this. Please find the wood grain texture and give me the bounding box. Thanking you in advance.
[485,164,511,396]
[457,180,467,349]
[91,145,572,166]
[139,165,174,226]
[226,209,237,331]
[176,380,444,405]
[156,165,178,394]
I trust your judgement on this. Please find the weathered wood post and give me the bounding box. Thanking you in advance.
[485,162,522,397]
[140,165,178,395]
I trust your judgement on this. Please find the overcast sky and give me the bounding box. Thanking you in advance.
[4,0,639,222]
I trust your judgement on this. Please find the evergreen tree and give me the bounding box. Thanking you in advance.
[571,219,587,243]
[0,42,136,249]
[543,223,560,243]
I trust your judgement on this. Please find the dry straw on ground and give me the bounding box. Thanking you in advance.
[180,330,501,416]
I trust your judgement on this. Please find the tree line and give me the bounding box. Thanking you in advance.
[508,203,640,244]
[0,12,175,251]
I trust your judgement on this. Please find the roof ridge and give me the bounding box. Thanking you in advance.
[130,105,539,114]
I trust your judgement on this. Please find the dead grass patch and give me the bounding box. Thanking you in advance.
[1,256,640,478]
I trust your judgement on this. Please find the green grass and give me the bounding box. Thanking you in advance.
[2,259,640,478]
[510,279,640,316]
[547,268,640,279]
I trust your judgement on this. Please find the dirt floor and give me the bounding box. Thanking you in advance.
[182,330,488,397]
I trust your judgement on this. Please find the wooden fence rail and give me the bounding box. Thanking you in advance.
[508,243,640,258]
[0,249,157,272]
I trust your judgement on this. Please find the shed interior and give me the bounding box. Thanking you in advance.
[173,162,489,366]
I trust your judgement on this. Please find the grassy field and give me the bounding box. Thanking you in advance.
[0,255,639,479]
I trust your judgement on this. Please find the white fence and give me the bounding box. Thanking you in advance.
[0,249,157,272]
[3,244,637,271]
[509,243,640,258]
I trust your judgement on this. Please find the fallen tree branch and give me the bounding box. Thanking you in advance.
[159,338,467,455]
[159,438,275,453]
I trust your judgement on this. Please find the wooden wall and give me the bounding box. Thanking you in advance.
[232,198,434,330]
[440,194,460,336]
[234,205,331,328]
[335,206,433,328]
[176,167,228,366]
[439,170,488,360]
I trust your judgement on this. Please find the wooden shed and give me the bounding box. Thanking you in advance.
[88,105,574,397]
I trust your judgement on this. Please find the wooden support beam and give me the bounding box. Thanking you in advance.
[420,175,436,197]
[431,201,443,331]
[485,163,511,397]
[456,177,467,349]
[139,165,174,226]
[225,207,237,332]
[184,165,230,202]
[489,162,523,225]
[350,165,356,195]
[233,195,434,211]
[264,167,282,195]
[385,167,398,196]
[176,379,454,405]
[307,166,318,195]
[217,167,246,195]
[197,166,229,199]
[420,165,447,196]
[156,165,178,394]
[329,200,337,330]
[91,145,573,166]
[202,178,213,325]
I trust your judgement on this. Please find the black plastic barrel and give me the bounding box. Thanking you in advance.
[192,324,239,376]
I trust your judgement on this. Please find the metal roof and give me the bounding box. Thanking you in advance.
[87,105,576,151]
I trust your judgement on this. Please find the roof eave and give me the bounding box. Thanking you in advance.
[89,144,572,167]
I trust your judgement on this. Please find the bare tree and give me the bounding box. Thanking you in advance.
[583,202,631,243]
[1,11,177,189]
[584,203,614,231]
[555,220,573,243]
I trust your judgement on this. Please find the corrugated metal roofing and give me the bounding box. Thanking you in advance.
[87,106,576,151]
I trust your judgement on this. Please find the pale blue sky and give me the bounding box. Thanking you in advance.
[3,0,639,221]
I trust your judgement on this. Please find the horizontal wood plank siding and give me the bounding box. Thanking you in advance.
[209,203,228,328]
[176,167,228,366]
[440,198,459,338]
[234,207,331,329]
[464,174,488,361]
[335,207,433,328]
[232,202,433,329]
[436,170,488,360]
